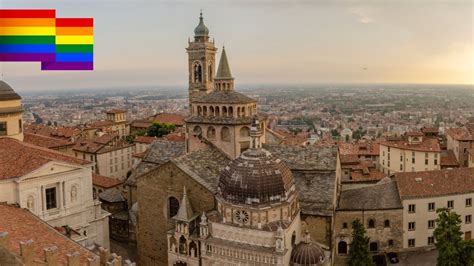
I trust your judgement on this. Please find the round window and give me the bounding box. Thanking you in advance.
[234,210,249,224]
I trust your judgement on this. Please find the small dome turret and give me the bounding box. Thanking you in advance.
[290,232,326,266]
[194,11,209,37]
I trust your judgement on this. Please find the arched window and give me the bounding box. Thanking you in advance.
[207,126,216,139]
[228,106,233,117]
[369,242,378,252]
[338,241,348,255]
[179,235,187,254]
[203,106,207,117]
[388,239,394,246]
[222,106,227,116]
[193,126,202,136]
[215,106,220,116]
[193,62,202,83]
[210,106,214,116]
[384,220,390,227]
[240,126,250,138]
[221,127,231,142]
[237,107,241,117]
[189,241,198,257]
[168,197,179,218]
[197,106,202,116]
[368,219,375,228]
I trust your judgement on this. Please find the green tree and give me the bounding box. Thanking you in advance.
[147,122,175,137]
[434,208,474,266]
[347,219,374,266]
[136,129,146,136]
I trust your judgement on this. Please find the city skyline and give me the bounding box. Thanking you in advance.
[1,0,473,91]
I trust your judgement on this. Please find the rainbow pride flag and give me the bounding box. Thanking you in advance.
[0,9,93,70]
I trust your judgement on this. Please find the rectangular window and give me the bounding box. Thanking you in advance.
[425,159,428,165]
[408,222,416,231]
[18,119,22,133]
[409,204,416,213]
[466,215,472,224]
[0,122,6,136]
[388,153,390,160]
[428,237,434,245]
[467,198,472,207]
[388,161,390,167]
[412,157,415,164]
[428,220,435,229]
[115,158,118,164]
[434,159,438,165]
[448,200,454,209]
[425,153,429,158]
[400,164,403,171]
[428,202,435,212]
[408,239,415,247]
[82,154,85,160]
[400,155,403,162]
[110,166,113,173]
[45,187,57,210]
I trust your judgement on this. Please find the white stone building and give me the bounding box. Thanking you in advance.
[394,168,473,249]
[0,137,110,250]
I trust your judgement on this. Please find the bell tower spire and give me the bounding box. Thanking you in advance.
[214,46,234,91]
[186,11,217,103]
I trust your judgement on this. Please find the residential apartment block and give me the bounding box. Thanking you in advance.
[394,168,474,249]
[379,131,440,175]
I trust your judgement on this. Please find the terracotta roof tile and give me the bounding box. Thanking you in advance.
[0,204,95,264]
[440,150,459,167]
[92,173,123,189]
[380,137,440,152]
[394,168,474,199]
[0,138,90,180]
[23,133,72,149]
[446,127,473,141]
[149,113,185,126]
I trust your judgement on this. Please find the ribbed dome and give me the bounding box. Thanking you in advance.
[291,233,325,266]
[0,81,21,101]
[194,12,209,37]
[218,148,295,206]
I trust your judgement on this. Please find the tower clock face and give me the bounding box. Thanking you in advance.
[234,210,249,224]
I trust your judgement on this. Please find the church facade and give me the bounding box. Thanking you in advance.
[135,13,339,266]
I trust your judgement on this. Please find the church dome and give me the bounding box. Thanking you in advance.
[0,81,21,101]
[218,148,295,206]
[290,232,326,266]
[194,12,209,37]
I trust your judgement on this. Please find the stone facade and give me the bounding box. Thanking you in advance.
[0,81,23,141]
[136,162,215,265]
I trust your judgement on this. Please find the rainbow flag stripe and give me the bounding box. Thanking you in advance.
[0,9,93,70]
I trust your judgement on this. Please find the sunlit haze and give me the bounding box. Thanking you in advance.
[1,0,473,91]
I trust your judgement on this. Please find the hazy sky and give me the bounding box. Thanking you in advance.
[1,0,473,91]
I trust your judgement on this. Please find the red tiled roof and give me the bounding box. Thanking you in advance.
[446,127,473,141]
[339,154,360,164]
[394,168,474,199]
[135,136,157,144]
[24,124,80,140]
[130,120,150,129]
[0,138,90,180]
[380,137,440,152]
[0,204,95,264]
[406,131,424,137]
[421,127,439,134]
[149,113,185,126]
[164,132,185,142]
[338,141,380,156]
[440,150,459,167]
[92,173,123,189]
[23,133,72,149]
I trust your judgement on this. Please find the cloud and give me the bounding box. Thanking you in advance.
[350,8,375,24]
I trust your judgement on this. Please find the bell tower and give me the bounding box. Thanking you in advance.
[186,11,217,103]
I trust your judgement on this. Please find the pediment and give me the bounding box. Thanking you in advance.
[19,161,84,182]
